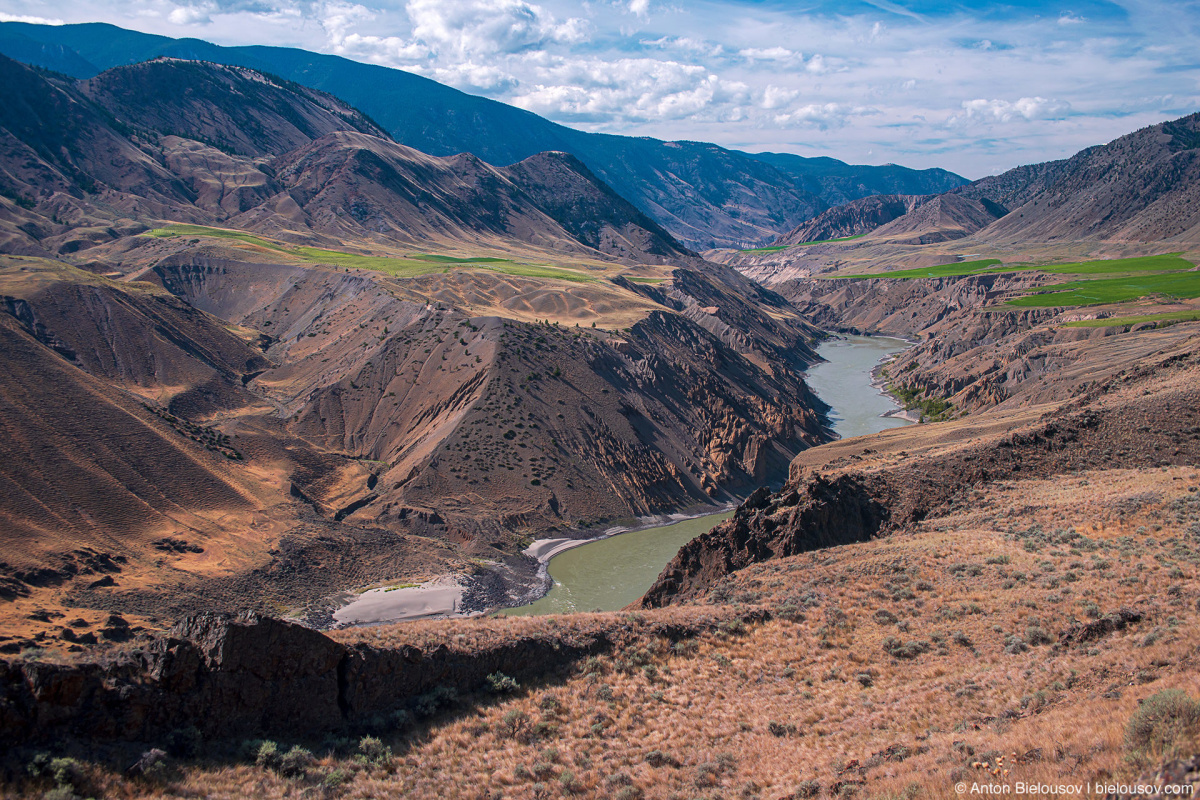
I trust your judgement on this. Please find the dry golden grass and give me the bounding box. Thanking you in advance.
[10,465,1200,800]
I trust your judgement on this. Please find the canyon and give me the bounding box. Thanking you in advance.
[0,26,1199,800]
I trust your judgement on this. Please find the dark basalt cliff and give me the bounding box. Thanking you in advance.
[0,609,765,748]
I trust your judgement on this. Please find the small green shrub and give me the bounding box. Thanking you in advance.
[794,779,821,798]
[27,755,87,792]
[486,672,520,694]
[323,768,350,789]
[165,725,202,758]
[255,741,281,771]
[1125,689,1200,758]
[882,636,931,659]
[414,685,457,718]
[279,746,314,778]
[719,618,747,636]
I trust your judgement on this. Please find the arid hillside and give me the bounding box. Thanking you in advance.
[0,55,693,265]
[0,52,835,643]
[2,332,1198,798]
[715,111,1200,289]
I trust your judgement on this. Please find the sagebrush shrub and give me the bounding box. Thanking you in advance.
[1126,689,1200,758]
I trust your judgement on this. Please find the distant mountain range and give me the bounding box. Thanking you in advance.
[769,112,1200,247]
[0,54,691,263]
[0,20,968,249]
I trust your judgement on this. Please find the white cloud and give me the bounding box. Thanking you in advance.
[512,56,749,122]
[335,32,431,62]
[406,0,589,58]
[168,5,211,24]
[959,96,1072,123]
[1058,11,1086,25]
[773,102,877,129]
[319,1,375,43]
[0,12,65,24]
[641,36,724,57]
[760,85,799,109]
[738,46,798,62]
[628,0,650,17]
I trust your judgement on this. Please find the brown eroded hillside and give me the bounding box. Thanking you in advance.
[773,194,929,245]
[3,343,1198,798]
[0,54,692,265]
[0,49,843,643]
[0,230,826,644]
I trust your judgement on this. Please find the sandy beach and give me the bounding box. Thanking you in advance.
[331,576,465,626]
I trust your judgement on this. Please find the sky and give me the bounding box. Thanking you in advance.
[3,0,1198,178]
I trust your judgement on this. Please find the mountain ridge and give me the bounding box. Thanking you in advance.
[0,20,969,249]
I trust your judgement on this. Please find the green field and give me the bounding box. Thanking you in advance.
[739,234,866,254]
[1008,271,1200,307]
[843,258,1003,279]
[146,223,289,251]
[835,252,1199,307]
[1061,309,1200,328]
[1013,253,1195,276]
[625,276,666,284]
[738,244,790,254]
[792,234,867,247]
[146,225,594,283]
[843,253,1195,281]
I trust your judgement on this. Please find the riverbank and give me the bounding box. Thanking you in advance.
[805,333,916,439]
[307,505,732,628]
[314,334,916,627]
[522,503,733,565]
[505,508,737,615]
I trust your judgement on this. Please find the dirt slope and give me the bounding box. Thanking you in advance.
[0,54,693,265]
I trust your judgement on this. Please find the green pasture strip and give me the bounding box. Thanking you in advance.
[793,234,867,247]
[838,253,1196,284]
[411,253,512,264]
[839,258,1003,279]
[625,276,666,284]
[1007,271,1200,308]
[738,244,790,254]
[1060,309,1200,328]
[147,225,592,282]
[290,246,438,274]
[300,251,593,283]
[988,253,1193,276]
[146,224,289,252]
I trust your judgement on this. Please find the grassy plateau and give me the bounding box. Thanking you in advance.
[837,253,1200,307]
[146,225,596,283]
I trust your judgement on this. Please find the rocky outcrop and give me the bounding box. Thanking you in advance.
[779,271,1046,338]
[0,609,765,748]
[642,476,889,605]
[1059,608,1144,646]
[1104,756,1200,800]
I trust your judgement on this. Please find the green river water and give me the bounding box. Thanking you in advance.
[505,334,913,616]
